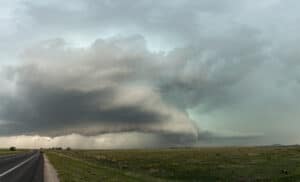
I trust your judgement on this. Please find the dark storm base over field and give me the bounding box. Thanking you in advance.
[45,146,300,181]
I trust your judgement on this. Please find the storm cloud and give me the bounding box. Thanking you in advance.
[1,0,300,147]
[0,37,200,146]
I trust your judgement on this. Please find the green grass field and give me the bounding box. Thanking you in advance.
[46,146,300,182]
[0,149,26,156]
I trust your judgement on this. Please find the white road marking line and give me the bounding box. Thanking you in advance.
[0,153,38,177]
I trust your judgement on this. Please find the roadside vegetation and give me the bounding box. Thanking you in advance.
[0,148,27,156]
[46,146,300,181]
[46,151,163,182]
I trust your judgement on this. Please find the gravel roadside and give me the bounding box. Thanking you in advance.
[44,154,59,182]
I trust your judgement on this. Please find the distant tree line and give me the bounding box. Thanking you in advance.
[49,147,71,151]
[9,146,16,151]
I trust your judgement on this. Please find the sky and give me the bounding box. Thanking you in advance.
[0,0,300,148]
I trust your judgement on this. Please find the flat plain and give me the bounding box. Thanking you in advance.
[46,146,300,182]
[0,149,26,156]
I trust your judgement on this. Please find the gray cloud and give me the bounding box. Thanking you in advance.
[0,37,199,145]
[0,28,269,146]
[2,0,300,147]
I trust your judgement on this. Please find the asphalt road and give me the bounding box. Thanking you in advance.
[0,151,44,182]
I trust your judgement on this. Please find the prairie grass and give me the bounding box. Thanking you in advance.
[46,146,300,181]
[0,149,27,156]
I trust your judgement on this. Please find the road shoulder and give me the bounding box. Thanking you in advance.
[44,154,59,182]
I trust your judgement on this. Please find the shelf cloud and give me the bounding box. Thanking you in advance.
[1,0,300,147]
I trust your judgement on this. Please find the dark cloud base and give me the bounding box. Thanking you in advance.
[2,0,300,147]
